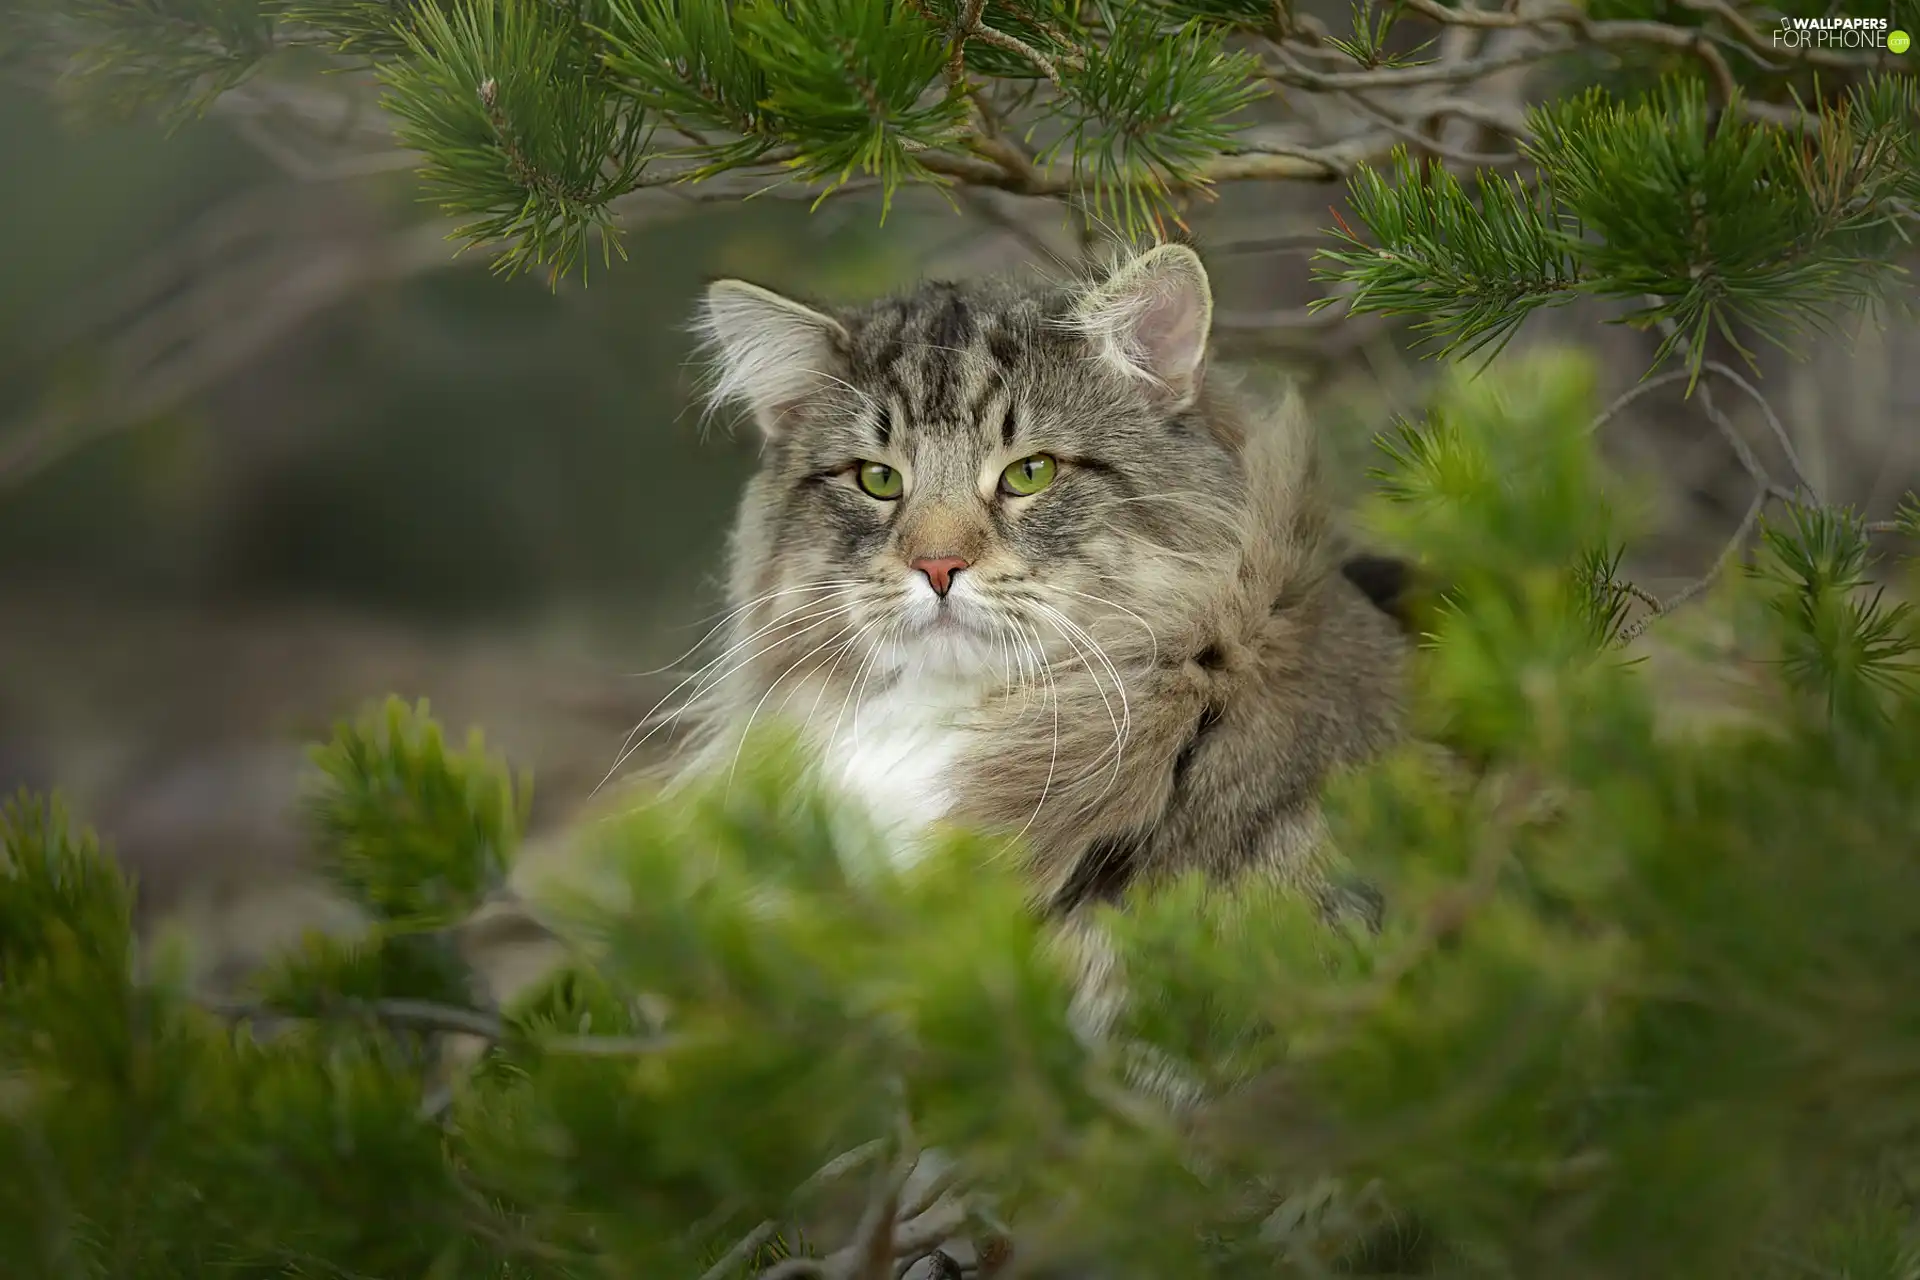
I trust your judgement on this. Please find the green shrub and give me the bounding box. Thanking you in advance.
[4,348,1919,1278]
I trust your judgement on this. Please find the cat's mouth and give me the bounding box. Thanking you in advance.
[912,601,988,637]
[876,601,1004,680]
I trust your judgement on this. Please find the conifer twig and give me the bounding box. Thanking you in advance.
[1617,487,1768,645]
[1699,359,1814,499]
[208,996,682,1055]
[1607,307,1819,643]
[700,1221,782,1280]
[1586,368,1699,436]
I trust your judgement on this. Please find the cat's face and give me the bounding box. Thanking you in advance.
[698,247,1246,688]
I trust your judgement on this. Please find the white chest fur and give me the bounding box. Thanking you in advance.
[810,676,980,864]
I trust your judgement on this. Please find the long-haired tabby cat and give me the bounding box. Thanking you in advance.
[672,243,1408,921]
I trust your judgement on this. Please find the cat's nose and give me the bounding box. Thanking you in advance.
[911,555,969,597]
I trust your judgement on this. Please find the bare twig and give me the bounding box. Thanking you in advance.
[1646,309,1804,505]
[967,23,1065,85]
[1587,367,1699,436]
[701,1221,783,1280]
[796,1141,890,1200]
[1619,580,1663,613]
[1672,0,1886,71]
[1344,87,1524,167]
[1700,359,1815,498]
[898,1164,960,1225]
[889,1198,970,1262]
[821,1158,911,1280]
[1393,0,1838,97]
[1265,38,1565,92]
[1617,487,1769,645]
[0,221,460,493]
[916,133,1398,195]
[1601,306,1824,644]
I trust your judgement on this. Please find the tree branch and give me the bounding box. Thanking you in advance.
[1617,487,1769,645]
[208,996,682,1056]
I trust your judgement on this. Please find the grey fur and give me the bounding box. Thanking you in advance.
[680,247,1407,915]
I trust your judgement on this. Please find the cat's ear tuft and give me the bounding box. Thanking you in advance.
[1071,244,1214,406]
[694,280,848,437]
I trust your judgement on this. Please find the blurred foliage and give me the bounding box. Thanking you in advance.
[0,85,914,624]
[5,0,1910,403]
[5,350,1920,1277]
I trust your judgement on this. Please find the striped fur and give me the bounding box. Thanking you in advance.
[677,246,1407,916]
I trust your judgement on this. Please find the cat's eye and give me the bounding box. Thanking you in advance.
[855,461,904,500]
[999,454,1057,497]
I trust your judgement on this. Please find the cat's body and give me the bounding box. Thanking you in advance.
[675,246,1406,915]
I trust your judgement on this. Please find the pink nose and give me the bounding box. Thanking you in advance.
[911,555,969,597]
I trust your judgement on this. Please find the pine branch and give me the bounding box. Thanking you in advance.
[1615,487,1767,645]
[380,0,652,282]
[52,0,279,124]
[1312,148,1580,360]
[1311,75,1920,380]
[208,995,685,1054]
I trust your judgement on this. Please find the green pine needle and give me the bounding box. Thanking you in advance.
[923,0,1079,79]
[56,0,278,124]
[1531,76,1920,383]
[598,0,781,174]
[381,0,652,283]
[305,696,527,926]
[1752,504,1920,720]
[0,790,133,982]
[1324,0,1435,70]
[278,0,452,58]
[1314,148,1581,362]
[736,0,967,216]
[1042,2,1264,237]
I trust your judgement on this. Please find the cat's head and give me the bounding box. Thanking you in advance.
[694,246,1257,686]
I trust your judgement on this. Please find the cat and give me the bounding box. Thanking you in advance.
[672,243,1409,921]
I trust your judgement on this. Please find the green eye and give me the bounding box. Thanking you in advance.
[999,454,1057,497]
[855,461,903,499]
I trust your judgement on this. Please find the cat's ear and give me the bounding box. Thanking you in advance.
[695,280,848,437]
[1071,244,1214,407]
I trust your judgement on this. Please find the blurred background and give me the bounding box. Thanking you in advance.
[0,67,1914,979]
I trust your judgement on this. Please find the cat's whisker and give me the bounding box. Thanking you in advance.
[604,620,860,798]
[1098,489,1242,526]
[607,595,861,762]
[1032,602,1131,795]
[1003,615,1064,859]
[808,368,881,410]
[1002,616,1045,721]
[606,590,864,767]
[996,616,1039,719]
[792,617,886,752]
[630,580,867,677]
[787,621,871,756]
[774,626,866,726]
[820,616,896,771]
[1033,619,1119,793]
[597,601,864,792]
[724,620,864,790]
[844,618,900,755]
[1041,586,1161,667]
